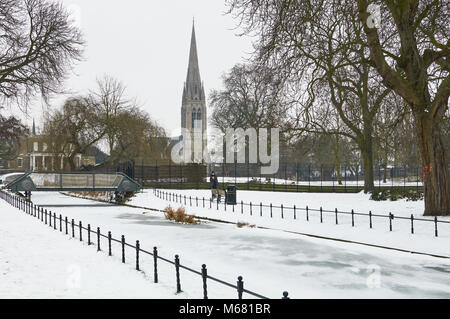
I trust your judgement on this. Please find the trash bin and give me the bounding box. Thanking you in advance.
[226,185,237,205]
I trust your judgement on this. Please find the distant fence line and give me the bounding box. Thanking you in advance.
[89,161,439,193]
[154,189,450,239]
[0,190,290,299]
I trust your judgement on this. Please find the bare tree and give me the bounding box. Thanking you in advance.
[0,0,84,109]
[91,75,133,163]
[227,0,401,192]
[210,63,289,131]
[111,106,168,163]
[356,0,449,215]
[44,96,105,170]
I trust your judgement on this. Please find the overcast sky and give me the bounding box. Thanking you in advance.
[20,0,254,136]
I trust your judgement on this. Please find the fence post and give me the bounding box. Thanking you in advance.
[136,240,140,271]
[175,255,181,293]
[335,208,338,225]
[121,235,125,263]
[237,276,244,299]
[320,207,323,223]
[369,211,373,229]
[389,213,393,232]
[294,205,296,220]
[65,217,68,234]
[108,231,112,256]
[241,201,243,214]
[435,217,438,237]
[79,221,83,241]
[270,203,273,218]
[281,204,284,219]
[97,227,101,251]
[282,291,290,299]
[153,247,158,283]
[351,210,355,227]
[411,215,414,234]
[71,219,75,238]
[59,214,62,232]
[202,264,208,299]
[53,213,56,230]
[260,203,262,217]
[87,224,91,245]
[306,206,309,221]
[250,202,252,216]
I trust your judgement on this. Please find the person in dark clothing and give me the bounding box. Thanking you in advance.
[210,171,220,201]
[210,171,218,189]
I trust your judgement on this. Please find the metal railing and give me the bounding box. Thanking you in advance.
[154,189,450,238]
[0,190,290,299]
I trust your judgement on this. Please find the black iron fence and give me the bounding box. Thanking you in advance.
[0,190,290,299]
[154,189,450,240]
[91,161,441,193]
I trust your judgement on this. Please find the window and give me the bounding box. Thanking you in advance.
[43,143,48,152]
[33,142,38,152]
[17,158,23,168]
[192,109,196,129]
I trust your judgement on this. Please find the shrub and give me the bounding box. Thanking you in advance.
[370,189,423,202]
[164,206,198,224]
[236,221,256,228]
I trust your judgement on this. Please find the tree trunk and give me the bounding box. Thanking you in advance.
[359,128,375,193]
[416,114,449,216]
[334,134,343,185]
[67,154,76,171]
[336,161,343,185]
[361,150,375,193]
[383,161,388,183]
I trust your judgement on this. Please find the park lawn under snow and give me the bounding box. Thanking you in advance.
[0,199,183,299]
[128,189,450,257]
[15,191,450,298]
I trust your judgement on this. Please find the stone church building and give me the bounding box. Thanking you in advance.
[180,22,207,163]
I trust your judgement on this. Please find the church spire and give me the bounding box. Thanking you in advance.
[186,20,201,84]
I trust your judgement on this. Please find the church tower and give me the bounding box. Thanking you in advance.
[181,21,207,163]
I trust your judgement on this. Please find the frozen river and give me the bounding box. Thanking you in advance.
[30,192,450,299]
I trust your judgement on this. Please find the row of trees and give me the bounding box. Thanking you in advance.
[0,0,168,171]
[1,0,84,162]
[43,76,168,170]
[212,0,449,215]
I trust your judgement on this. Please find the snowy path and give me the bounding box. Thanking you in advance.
[0,199,184,299]
[23,191,450,298]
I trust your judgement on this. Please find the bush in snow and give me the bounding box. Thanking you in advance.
[164,206,198,224]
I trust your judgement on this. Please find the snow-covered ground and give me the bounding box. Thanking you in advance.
[10,190,450,298]
[0,198,184,299]
[131,189,450,257]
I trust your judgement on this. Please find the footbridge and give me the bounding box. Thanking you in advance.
[5,172,141,200]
